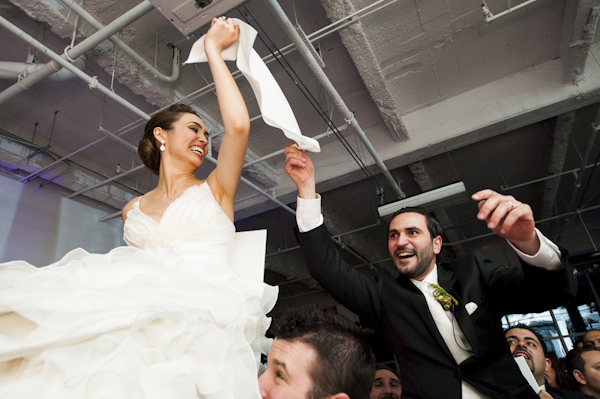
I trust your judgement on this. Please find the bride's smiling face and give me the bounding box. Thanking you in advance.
[161,113,208,167]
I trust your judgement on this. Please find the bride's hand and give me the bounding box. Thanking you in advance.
[205,17,239,53]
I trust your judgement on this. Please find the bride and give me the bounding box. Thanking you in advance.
[0,17,277,399]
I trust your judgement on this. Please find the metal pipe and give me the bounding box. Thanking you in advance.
[0,0,154,105]
[483,0,543,23]
[584,270,600,318]
[22,135,110,183]
[548,309,569,354]
[565,109,600,212]
[204,155,296,215]
[576,211,598,252]
[21,115,148,183]
[266,0,406,199]
[59,0,180,83]
[0,15,152,120]
[67,164,147,198]
[243,123,347,168]
[501,160,600,191]
[309,0,399,43]
[0,56,86,81]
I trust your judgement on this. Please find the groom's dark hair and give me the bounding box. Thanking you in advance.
[270,307,375,399]
[389,207,443,239]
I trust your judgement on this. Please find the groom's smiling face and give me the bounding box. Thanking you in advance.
[387,212,442,281]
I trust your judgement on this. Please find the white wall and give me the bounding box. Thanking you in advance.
[0,171,125,265]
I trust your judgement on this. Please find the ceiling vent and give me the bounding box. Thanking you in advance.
[148,0,248,36]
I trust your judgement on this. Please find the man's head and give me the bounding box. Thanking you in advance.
[566,347,600,397]
[505,325,550,386]
[258,308,375,399]
[583,330,600,349]
[387,207,443,281]
[370,366,401,399]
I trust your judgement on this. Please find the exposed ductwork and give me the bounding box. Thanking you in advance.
[0,55,86,81]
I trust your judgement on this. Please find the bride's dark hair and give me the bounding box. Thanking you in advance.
[138,104,200,175]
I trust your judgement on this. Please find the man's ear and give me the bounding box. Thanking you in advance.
[544,358,552,373]
[328,393,350,399]
[433,235,443,255]
[573,369,587,385]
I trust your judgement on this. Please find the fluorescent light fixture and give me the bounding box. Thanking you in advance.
[378,182,467,217]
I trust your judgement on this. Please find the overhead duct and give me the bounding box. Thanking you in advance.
[0,56,86,81]
[148,0,249,36]
[378,182,467,217]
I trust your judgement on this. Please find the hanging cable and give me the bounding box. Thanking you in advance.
[110,43,118,92]
[238,6,383,193]
[31,122,38,143]
[577,149,600,210]
[48,111,59,145]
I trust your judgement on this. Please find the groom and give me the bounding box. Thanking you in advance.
[284,143,577,399]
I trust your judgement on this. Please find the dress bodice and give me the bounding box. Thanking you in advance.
[123,183,235,266]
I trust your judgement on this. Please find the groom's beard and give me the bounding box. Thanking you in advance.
[393,240,435,280]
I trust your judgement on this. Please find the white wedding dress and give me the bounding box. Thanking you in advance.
[0,182,278,399]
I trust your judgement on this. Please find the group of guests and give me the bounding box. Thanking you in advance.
[538,329,600,398]
[263,309,600,399]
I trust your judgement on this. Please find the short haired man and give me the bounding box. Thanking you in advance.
[284,144,577,399]
[582,330,600,349]
[370,366,401,399]
[566,347,600,398]
[258,308,376,399]
[505,325,592,399]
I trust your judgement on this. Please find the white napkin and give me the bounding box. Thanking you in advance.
[514,356,541,393]
[184,18,321,153]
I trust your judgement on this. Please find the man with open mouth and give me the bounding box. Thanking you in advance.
[506,325,594,399]
[285,144,578,399]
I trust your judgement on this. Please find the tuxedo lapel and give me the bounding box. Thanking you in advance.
[397,277,455,361]
[438,265,480,356]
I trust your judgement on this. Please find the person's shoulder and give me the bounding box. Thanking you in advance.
[440,251,506,276]
[440,252,481,268]
[122,196,142,222]
[547,386,597,399]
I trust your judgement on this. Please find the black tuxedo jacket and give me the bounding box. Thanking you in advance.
[298,224,577,399]
[546,386,597,399]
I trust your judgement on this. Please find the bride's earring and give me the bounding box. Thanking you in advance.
[159,142,166,152]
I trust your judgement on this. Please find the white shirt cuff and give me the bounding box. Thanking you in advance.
[508,228,562,270]
[296,194,323,233]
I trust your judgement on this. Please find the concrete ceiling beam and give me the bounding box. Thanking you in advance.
[559,0,600,84]
[539,111,575,221]
[319,0,408,142]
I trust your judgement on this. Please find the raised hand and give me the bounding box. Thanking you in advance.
[204,17,240,53]
[284,142,316,199]
[471,189,540,255]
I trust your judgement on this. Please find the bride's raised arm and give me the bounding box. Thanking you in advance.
[204,17,250,221]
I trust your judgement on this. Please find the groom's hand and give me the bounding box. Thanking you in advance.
[284,142,317,199]
[471,189,540,255]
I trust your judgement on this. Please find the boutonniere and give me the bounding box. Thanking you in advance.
[430,284,458,310]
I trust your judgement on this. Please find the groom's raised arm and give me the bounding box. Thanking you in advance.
[284,143,383,321]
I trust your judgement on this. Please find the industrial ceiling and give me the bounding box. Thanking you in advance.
[0,0,599,313]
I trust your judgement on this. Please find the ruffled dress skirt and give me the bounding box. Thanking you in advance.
[0,183,278,399]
